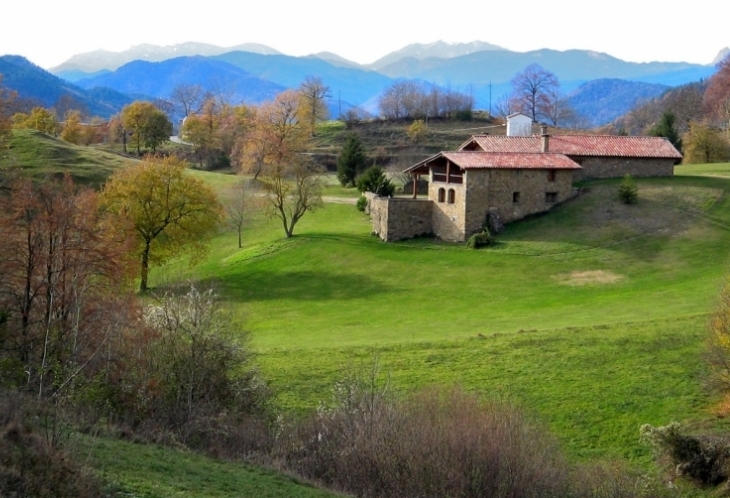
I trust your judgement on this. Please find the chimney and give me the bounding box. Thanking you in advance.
[540,125,549,153]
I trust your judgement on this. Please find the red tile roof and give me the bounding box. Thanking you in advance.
[442,152,581,170]
[461,134,683,159]
[404,152,581,173]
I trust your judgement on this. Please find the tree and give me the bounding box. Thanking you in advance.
[100,156,222,291]
[356,165,395,197]
[703,55,730,130]
[617,174,638,204]
[60,109,83,144]
[299,76,330,136]
[0,75,18,148]
[237,90,309,179]
[12,107,59,135]
[707,273,730,391]
[120,101,172,155]
[406,119,428,143]
[682,121,730,164]
[263,157,323,238]
[223,178,262,248]
[141,110,173,153]
[649,111,682,151]
[0,176,133,395]
[171,83,205,118]
[337,133,368,187]
[510,64,560,122]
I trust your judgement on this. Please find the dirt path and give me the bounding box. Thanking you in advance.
[322,196,357,204]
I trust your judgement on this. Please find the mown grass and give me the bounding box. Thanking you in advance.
[155,165,730,468]
[80,436,342,498]
[0,129,133,186]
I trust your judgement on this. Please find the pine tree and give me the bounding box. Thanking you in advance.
[356,165,394,197]
[337,133,368,187]
[649,111,682,151]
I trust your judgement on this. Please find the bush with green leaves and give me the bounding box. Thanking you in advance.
[356,165,395,197]
[618,174,638,204]
[356,195,368,212]
[466,229,494,249]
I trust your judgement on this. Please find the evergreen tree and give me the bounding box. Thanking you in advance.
[337,133,368,187]
[649,111,682,151]
[356,165,395,197]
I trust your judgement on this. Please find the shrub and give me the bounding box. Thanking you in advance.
[0,393,105,498]
[356,195,368,212]
[618,174,638,204]
[466,229,494,249]
[275,382,572,498]
[356,165,395,197]
[641,422,730,486]
[87,283,271,446]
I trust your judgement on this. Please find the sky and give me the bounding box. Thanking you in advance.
[1,0,727,69]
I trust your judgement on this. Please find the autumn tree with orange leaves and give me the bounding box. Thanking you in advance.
[0,175,134,395]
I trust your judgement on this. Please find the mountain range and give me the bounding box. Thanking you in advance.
[2,41,728,125]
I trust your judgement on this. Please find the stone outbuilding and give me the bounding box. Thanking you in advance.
[368,128,683,243]
[459,133,682,181]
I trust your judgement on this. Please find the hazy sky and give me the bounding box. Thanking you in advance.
[2,0,727,69]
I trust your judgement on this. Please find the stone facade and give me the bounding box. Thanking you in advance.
[367,193,433,242]
[572,157,675,181]
[369,168,575,243]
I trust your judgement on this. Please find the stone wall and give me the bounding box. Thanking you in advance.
[460,168,574,241]
[367,193,433,242]
[429,180,466,242]
[572,157,675,181]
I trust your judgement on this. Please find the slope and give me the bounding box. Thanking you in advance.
[76,56,287,105]
[0,129,131,186]
[0,55,133,117]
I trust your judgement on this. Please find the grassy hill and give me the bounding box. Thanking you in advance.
[0,129,132,186]
[153,165,730,469]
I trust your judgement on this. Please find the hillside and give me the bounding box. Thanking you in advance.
[155,165,730,468]
[567,79,670,126]
[0,129,131,186]
[76,56,286,105]
[0,55,133,117]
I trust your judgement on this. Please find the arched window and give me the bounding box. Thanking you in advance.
[438,188,445,202]
[447,189,455,204]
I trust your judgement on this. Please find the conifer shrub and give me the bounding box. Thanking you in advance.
[356,165,395,197]
[618,174,638,204]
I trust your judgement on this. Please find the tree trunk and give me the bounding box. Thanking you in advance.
[140,242,151,292]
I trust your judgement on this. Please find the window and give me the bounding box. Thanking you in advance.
[513,192,520,203]
[547,170,556,182]
[545,192,558,203]
[438,188,445,202]
[447,189,455,204]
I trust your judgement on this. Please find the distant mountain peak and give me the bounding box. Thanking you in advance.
[713,47,730,65]
[50,42,282,74]
[305,51,361,69]
[368,40,506,70]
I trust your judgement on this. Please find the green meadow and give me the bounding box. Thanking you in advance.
[152,163,730,467]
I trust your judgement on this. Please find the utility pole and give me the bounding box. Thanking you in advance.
[489,81,492,118]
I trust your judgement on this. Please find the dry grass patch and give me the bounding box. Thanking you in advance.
[554,270,625,286]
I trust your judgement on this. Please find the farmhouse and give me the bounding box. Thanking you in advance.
[368,116,683,242]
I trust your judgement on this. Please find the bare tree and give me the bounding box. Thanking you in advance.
[510,63,560,122]
[223,178,262,248]
[171,83,205,118]
[263,157,323,238]
[299,76,330,137]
